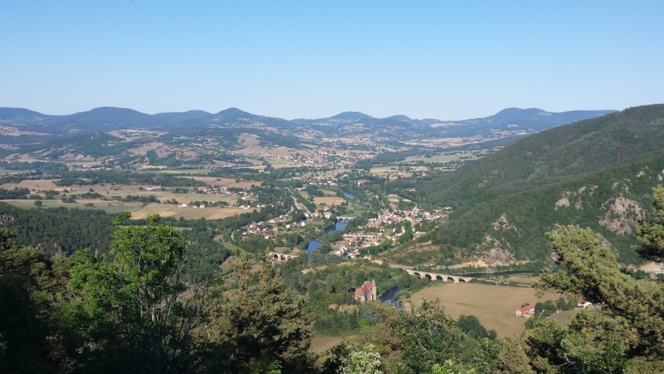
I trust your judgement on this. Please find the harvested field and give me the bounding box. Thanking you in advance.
[4,199,142,215]
[1,179,59,190]
[313,196,345,205]
[402,151,478,164]
[187,176,258,189]
[131,204,251,220]
[411,283,559,338]
[370,166,398,175]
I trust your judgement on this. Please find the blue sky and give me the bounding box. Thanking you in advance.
[1,1,663,120]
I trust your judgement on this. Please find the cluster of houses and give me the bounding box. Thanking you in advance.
[515,299,594,318]
[366,205,446,229]
[326,205,446,259]
[196,185,235,195]
[263,148,364,170]
[300,177,338,188]
[243,221,277,239]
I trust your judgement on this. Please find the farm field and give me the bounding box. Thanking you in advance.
[4,199,141,215]
[131,204,251,220]
[1,180,240,205]
[1,178,250,220]
[410,283,559,338]
[1,179,59,190]
[187,176,259,189]
[313,196,345,205]
[152,169,212,174]
[369,166,398,176]
[401,151,479,164]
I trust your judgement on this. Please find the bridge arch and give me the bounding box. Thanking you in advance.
[268,252,299,263]
[404,268,473,283]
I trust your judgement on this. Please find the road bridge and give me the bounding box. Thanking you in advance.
[405,269,473,284]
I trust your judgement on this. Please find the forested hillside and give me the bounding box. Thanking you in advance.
[392,104,664,263]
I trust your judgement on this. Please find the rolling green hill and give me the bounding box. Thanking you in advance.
[395,104,664,264]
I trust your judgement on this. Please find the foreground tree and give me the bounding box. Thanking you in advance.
[507,225,664,373]
[334,300,498,373]
[204,255,314,372]
[64,214,207,373]
[338,344,384,374]
[0,229,51,373]
[634,184,664,262]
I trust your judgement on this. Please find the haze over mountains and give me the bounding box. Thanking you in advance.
[0,106,615,140]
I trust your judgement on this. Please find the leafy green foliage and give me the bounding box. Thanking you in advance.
[63,214,206,373]
[0,202,116,256]
[634,185,664,262]
[508,225,664,372]
[0,187,30,199]
[204,255,314,372]
[0,229,58,373]
[52,170,206,187]
[342,301,500,373]
[338,345,384,374]
[458,315,496,340]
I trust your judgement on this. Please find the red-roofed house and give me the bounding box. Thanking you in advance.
[577,300,593,308]
[515,304,535,318]
[354,280,377,303]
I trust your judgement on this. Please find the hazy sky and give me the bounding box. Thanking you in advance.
[1,1,663,120]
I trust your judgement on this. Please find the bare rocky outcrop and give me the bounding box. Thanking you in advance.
[481,247,517,266]
[598,197,644,235]
[472,234,521,266]
[492,214,519,233]
[555,197,570,209]
[555,185,598,210]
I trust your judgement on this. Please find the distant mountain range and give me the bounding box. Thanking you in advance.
[0,106,615,141]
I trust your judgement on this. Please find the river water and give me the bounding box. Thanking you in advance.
[306,221,348,253]
[306,191,362,253]
[379,286,402,307]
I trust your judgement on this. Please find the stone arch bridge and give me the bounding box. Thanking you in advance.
[405,269,473,284]
[337,215,358,224]
[269,252,299,262]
